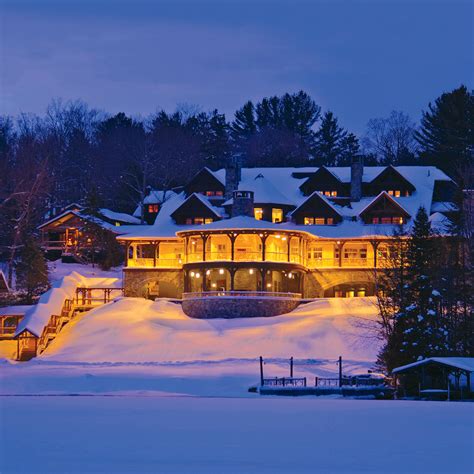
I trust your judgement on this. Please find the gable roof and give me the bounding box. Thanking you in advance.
[290,191,343,217]
[183,167,225,196]
[393,357,474,374]
[369,165,416,191]
[299,166,343,193]
[170,193,222,220]
[359,191,411,218]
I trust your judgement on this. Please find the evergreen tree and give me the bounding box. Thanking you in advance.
[415,85,474,184]
[313,111,358,166]
[231,101,256,139]
[377,208,449,371]
[15,237,49,303]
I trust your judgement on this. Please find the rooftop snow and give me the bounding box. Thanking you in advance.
[393,357,474,373]
[99,208,141,224]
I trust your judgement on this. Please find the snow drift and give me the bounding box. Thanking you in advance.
[40,297,380,363]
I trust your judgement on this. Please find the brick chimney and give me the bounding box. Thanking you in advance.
[350,156,363,202]
[231,190,254,217]
[225,154,242,199]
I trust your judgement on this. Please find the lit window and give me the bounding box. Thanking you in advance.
[205,191,215,197]
[324,191,331,197]
[272,208,283,223]
[381,217,392,224]
[204,218,213,224]
[372,217,379,224]
[215,191,223,197]
[394,190,401,197]
[314,218,325,225]
[404,191,410,197]
[185,218,193,225]
[194,217,204,225]
[304,217,314,225]
[254,208,263,220]
[115,222,121,227]
[148,204,159,213]
[393,217,404,224]
[331,191,337,197]
[388,190,394,196]
[327,218,334,225]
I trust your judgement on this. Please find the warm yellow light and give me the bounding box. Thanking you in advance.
[190,271,195,277]
[219,268,224,275]
[249,269,254,275]
[266,283,272,288]
[282,236,287,241]
[206,270,210,275]
[195,273,201,278]
[212,283,217,288]
[275,234,281,239]
[259,233,263,237]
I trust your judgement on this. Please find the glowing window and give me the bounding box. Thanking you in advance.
[372,217,379,224]
[254,208,263,220]
[393,217,404,224]
[148,204,159,213]
[394,190,401,197]
[204,218,213,224]
[314,218,325,225]
[327,218,334,225]
[304,217,314,225]
[331,191,337,197]
[272,208,283,223]
[324,191,331,197]
[215,191,223,197]
[185,218,193,225]
[381,217,392,224]
[388,190,394,196]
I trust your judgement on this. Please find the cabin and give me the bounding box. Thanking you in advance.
[39,205,140,260]
[393,357,474,400]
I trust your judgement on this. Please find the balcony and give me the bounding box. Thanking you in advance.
[183,291,302,300]
[128,258,182,268]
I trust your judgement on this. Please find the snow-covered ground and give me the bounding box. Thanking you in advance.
[1,396,472,473]
[47,260,123,282]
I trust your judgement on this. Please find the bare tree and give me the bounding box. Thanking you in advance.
[362,111,418,165]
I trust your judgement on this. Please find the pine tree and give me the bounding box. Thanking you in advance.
[15,238,49,303]
[313,111,347,166]
[415,85,474,184]
[231,101,256,139]
[396,207,448,363]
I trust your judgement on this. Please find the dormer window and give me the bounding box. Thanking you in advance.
[147,204,159,213]
[319,191,338,197]
[254,208,263,220]
[272,208,283,223]
[203,191,224,197]
[387,190,410,197]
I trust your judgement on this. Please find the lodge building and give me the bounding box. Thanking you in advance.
[119,158,457,318]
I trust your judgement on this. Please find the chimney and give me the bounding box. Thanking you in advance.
[225,154,242,199]
[231,190,254,218]
[350,155,363,201]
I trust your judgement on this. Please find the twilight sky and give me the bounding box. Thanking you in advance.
[0,0,472,134]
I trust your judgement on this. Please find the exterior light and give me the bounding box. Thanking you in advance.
[190,271,195,277]
[259,233,263,237]
[282,237,287,241]
[219,268,224,275]
[337,240,341,245]
[192,241,196,245]
[206,270,210,275]
[212,283,217,288]
[249,269,254,275]
[266,283,272,288]
[195,273,200,278]
[288,272,292,278]
[275,234,281,239]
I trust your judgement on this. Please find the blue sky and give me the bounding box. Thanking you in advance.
[0,0,472,134]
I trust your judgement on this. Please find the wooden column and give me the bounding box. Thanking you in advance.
[261,234,268,261]
[230,234,236,261]
[371,240,380,268]
[154,242,159,267]
[202,234,208,262]
[230,267,236,291]
[287,237,291,262]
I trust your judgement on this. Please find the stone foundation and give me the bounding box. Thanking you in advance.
[124,269,184,299]
[182,296,301,319]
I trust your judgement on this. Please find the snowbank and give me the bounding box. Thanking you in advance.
[15,271,120,337]
[40,297,380,363]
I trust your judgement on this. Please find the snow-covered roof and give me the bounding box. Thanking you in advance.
[290,191,343,217]
[117,165,455,240]
[223,173,295,206]
[133,190,177,217]
[393,357,474,374]
[0,305,33,316]
[358,191,411,217]
[98,208,140,225]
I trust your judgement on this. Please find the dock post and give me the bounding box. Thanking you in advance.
[338,356,342,387]
[259,356,264,386]
[290,356,293,377]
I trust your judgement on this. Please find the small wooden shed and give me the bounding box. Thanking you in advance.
[393,357,474,400]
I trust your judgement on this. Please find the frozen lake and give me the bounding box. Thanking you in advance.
[1,396,472,473]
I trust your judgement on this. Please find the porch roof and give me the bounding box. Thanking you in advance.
[393,357,474,374]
